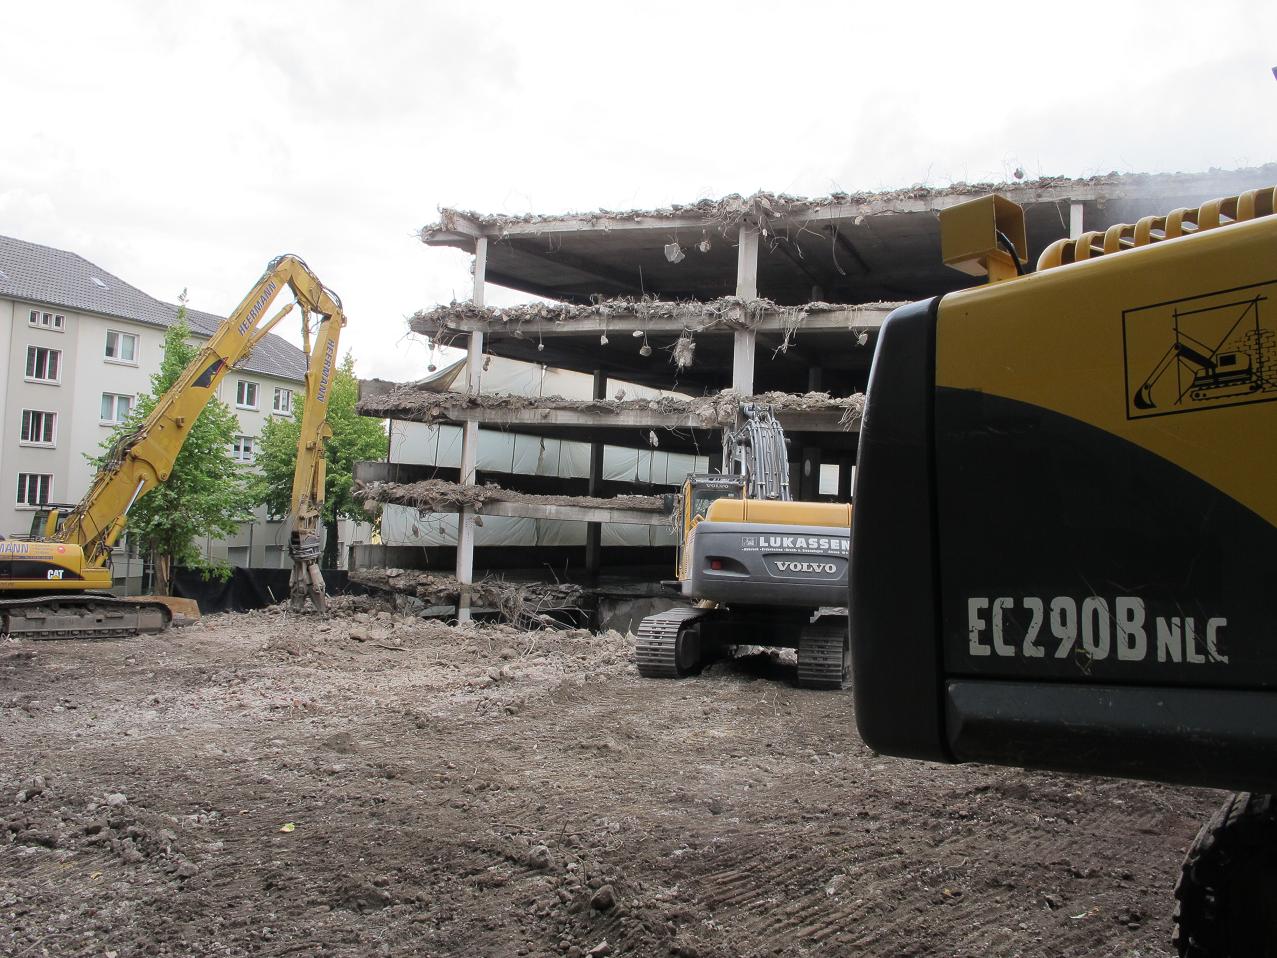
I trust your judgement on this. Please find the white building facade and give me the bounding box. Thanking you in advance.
[0,234,358,581]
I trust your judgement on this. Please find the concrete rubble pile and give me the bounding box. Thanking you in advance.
[351,567,588,628]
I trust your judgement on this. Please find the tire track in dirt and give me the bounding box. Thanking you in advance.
[2,610,1224,957]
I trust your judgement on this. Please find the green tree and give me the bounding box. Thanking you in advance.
[253,352,387,568]
[99,293,253,593]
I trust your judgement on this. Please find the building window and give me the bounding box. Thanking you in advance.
[232,435,256,463]
[27,310,65,331]
[25,346,61,383]
[105,329,139,363]
[272,387,293,415]
[20,409,56,446]
[236,380,259,409]
[101,393,133,424]
[16,473,52,507]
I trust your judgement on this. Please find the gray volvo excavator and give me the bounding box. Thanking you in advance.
[634,404,852,689]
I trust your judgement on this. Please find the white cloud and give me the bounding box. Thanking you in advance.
[3,0,1276,379]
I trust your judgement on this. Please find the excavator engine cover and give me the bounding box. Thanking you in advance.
[850,210,1277,794]
[685,520,849,608]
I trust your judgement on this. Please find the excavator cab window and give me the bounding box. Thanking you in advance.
[675,476,746,578]
[29,505,69,540]
[689,483,743,523]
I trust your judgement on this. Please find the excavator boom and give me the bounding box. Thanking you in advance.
[0,254,346,639]
[283,271,345,612]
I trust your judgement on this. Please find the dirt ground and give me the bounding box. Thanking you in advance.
[1,603,1223,958]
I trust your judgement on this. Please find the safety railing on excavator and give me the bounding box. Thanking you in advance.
[1037,186,1277,272]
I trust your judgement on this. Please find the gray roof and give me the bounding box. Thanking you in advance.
[0,234,306,383]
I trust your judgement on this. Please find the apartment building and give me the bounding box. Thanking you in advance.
[0,234,321,577]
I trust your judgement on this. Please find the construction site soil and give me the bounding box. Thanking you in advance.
[2,605,1220,958]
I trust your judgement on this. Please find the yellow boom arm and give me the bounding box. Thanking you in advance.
[60,255,346,588]
[285,272,345,610]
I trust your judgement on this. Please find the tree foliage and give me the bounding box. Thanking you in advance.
[253,352,387,566]
[99,294,253,591]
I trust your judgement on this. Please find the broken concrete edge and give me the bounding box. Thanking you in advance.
[356,387,866,430]
[354,479,666,514]
[420,164,1277,238]
[408,294,901,345]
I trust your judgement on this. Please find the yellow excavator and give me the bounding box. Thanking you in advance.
[849,186,1277,955]
[636,404,854,689]
[0,254,346,640]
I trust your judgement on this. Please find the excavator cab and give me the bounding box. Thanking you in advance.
[675,474,747,581]
[28,505,74,540]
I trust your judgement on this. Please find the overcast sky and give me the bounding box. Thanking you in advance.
[4,1,1276,381]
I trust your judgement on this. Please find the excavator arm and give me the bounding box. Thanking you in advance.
[59,255,346,587]
[285,276,345,611]
[722,403,791,501]
[1132,338,1217,410]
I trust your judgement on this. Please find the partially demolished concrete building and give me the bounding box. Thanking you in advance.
[355,164,1277,623]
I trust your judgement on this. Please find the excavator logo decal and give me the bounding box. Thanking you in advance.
[238,281,278,336]
[315,340,337,404]
[1123,280,1277,419]
[192,358,225,389]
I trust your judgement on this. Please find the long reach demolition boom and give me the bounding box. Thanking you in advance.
[0,254,346,639]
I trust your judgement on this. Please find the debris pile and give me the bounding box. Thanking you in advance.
[352,568,588,629]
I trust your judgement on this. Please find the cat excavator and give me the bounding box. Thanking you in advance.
[849,186,1277,955]
[0,254,346,639]
[635,403,853,689]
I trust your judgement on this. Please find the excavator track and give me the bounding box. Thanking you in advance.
[635,606,708,679]
[1173,791,1277,957]
[0,595,172,641]
[797,624,850,690]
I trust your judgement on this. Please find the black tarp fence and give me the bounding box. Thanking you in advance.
[170,567,369,614]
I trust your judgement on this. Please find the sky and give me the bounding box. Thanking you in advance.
[3,1,1277,381]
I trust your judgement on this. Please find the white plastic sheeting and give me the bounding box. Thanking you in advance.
[381,504,676,548]
[382,354,702,550]
[389,422,707,494]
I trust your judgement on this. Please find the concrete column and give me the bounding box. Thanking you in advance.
[837,456,854,500]
[1069,201,1084,240]
[585,369,607,579]
[456,236,487,622]
[799,446,821,500]
[733,224,760,395]
[799,367,823,499]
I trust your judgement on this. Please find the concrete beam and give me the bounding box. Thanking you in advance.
[423,303,894,339]
[390,498,668,527]
[422,169,1277,241]
[377,403,858,434]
